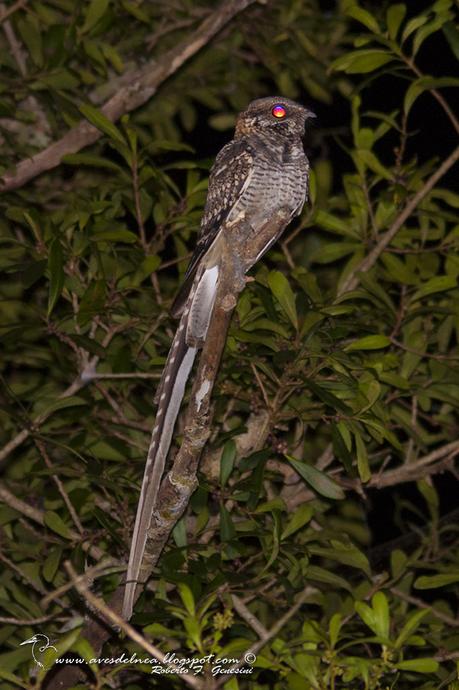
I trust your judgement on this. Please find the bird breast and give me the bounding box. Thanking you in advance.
[230,141,309,227]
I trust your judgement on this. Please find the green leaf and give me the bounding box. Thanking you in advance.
[395,659,439,673]
[47,239,65,316]
[308,541,371,575]
[391,549,408,578]
[255,498,285,513]
[413,16,449,56]
[305,565,351,591]
[0,669,28,688]
[17,17,43,67]
[331,50,394,74]
[329,613,342,649]
[372,591,390,640]
[346,6,381,33]
[220,440,236,487]
[79,103,125,144]
[177,583,195,616]
[395,609,430,649]
[355,431,371,482]
[314,210,356,237]
[220,503,236,541]
[357,150,393,180]
[91,229,138,243]
[305,380,353,414]
[310,241,358,264]
[63,153,122,171]
[414,573,459,589]
[36,628,82,683]
[77,280,106,326]
[101,42,124,73]
[332,424,353,474]
[345,335,391,351]
[72,637,98,674]
[81,0,110,33]
[386,4,406,40]
[267,270,298,329]
[281,504,313,539]
[404,76,459,116]
[401,14,428,43]
[33,69,80,91]
[443,20,459,59]
[411,275,457,301]
[44,511,72,539]
[43,547,62,583]
[36,395,88,416]
[285,455,345,500]
[172,518,187,548]
[355,592,390,641]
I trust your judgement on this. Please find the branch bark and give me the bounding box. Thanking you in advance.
[0,0,258,192]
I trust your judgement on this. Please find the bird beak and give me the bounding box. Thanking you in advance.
[305,108,316,119]
[20,637,34,645]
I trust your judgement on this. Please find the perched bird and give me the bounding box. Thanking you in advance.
[123,96,314,620]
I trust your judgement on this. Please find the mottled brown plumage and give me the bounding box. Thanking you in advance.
[123,96,314,620]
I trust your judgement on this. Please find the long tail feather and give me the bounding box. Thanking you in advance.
[122,320,197,619]
[122,264,220,620]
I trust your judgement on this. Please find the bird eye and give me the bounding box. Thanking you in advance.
[271,104,287,119]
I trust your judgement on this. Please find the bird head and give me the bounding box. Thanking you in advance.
[235,96,315,139]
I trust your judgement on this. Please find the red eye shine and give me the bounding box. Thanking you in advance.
[272,104,286,119]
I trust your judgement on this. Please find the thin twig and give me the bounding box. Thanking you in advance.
[42,560,122,609]
[0,480,111,563]
[232,594,270,639]
[337,144,459,295]
[251,362,271,408]
[35,439,84,535]
[0,613,63,625]
[216,585,315,686]
[0,0,27,24]
[390,336,459,361]
[402,53,459,136]
[132,157,147,248]
[63,561,203,690]
[88,372,161,380]
[390,587,459,628]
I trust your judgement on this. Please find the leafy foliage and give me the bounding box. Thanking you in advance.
[0,0,458,688]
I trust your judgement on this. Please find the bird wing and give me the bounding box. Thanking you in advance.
[122,139,255,620]
[170,138,254,318]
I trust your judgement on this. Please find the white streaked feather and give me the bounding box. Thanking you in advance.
[186,265,219,343]
[122,344,197,620]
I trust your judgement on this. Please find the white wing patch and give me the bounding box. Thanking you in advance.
[187,265,219,343]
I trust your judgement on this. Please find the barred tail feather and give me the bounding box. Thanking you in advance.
[122,264,220,621]
[122,322,197,620]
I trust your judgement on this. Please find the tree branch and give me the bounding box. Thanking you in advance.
[0,0,27,25]
[337,144,459,296]
[63,561,203,690]
[0,0,258,192]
